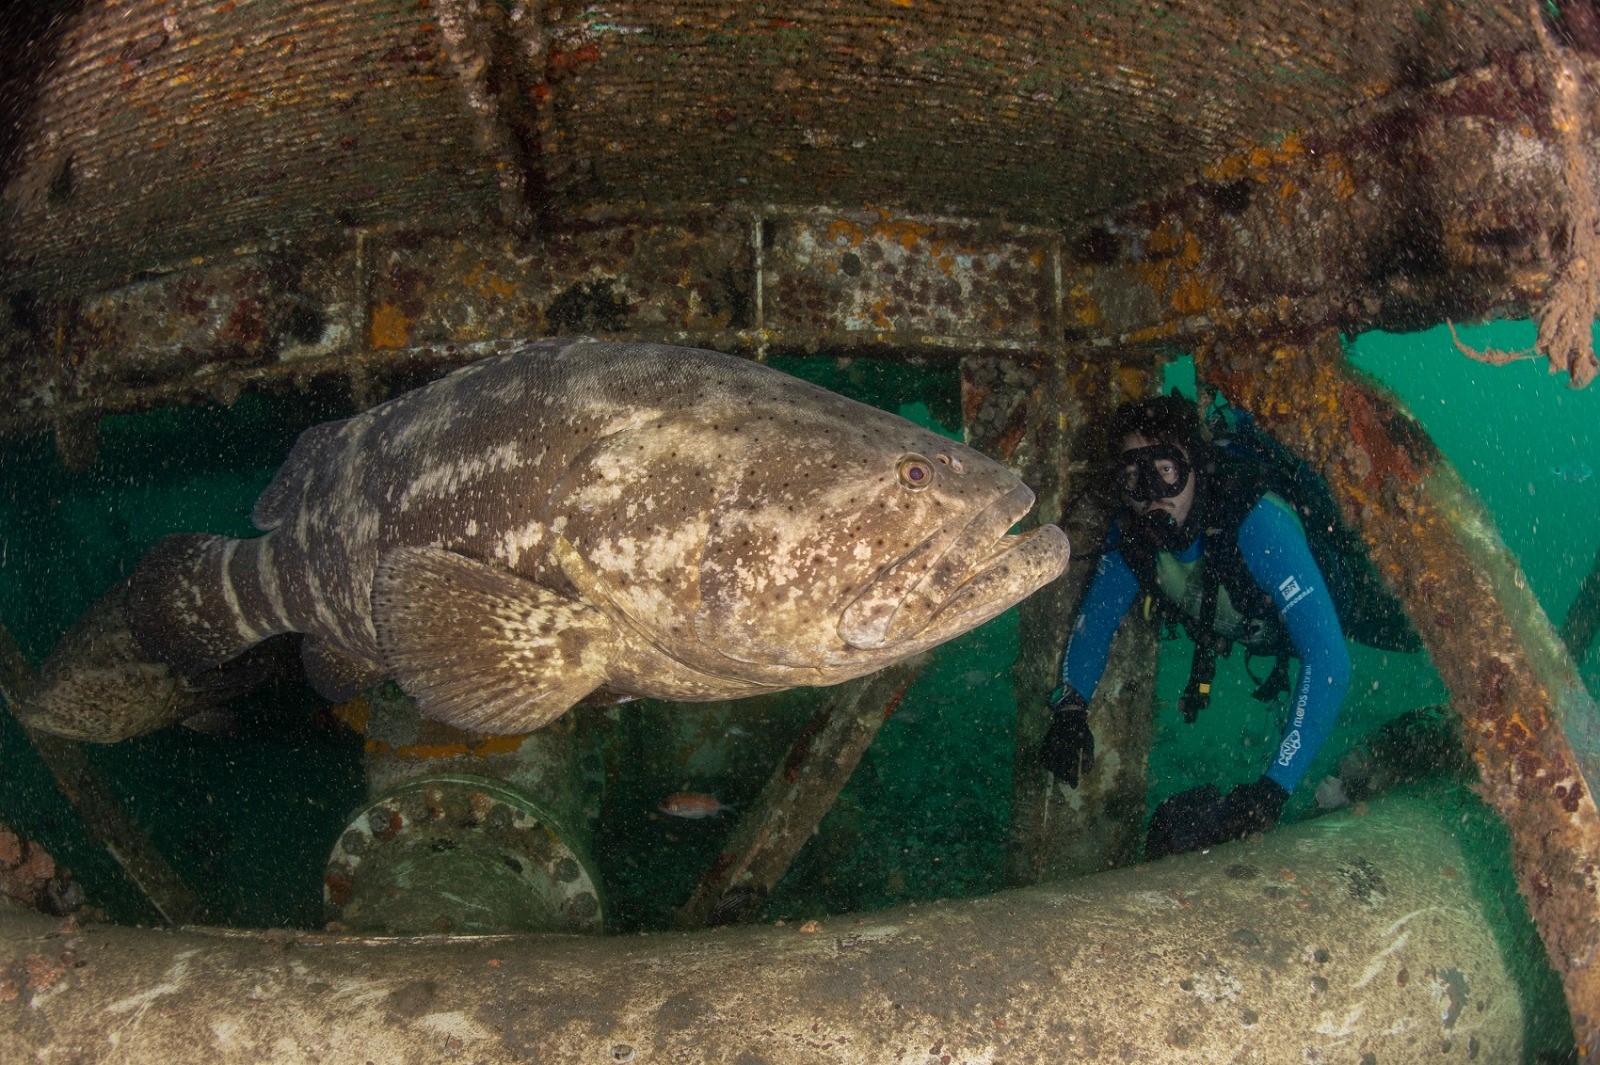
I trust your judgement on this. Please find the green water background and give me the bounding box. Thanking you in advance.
[0,323,1591,1056]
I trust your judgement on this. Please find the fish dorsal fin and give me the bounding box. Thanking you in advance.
[252,419,351,531]
[371,546,617,734]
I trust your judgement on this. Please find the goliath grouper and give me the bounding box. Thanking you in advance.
[126,338,1069,735]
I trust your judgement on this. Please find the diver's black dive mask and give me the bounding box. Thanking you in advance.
[1117,444,1192,504]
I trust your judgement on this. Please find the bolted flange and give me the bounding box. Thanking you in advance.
[323,774,603,936]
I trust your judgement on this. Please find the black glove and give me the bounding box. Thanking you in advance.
[1145,784,1225,859]
[1221,776,1290,839]
[1040,686,1093,787]
[1145,776,1290,860]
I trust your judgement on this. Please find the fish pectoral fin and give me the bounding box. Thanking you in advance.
[372,546,617,734]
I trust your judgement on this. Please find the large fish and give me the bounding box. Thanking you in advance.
[13,581,288,743]
[127,339,1069,734]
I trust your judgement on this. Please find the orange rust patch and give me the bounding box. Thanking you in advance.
[827,219,864,248]
[369,302,413,349]
[471,733,526,757]
[332,696,371,734]
[22,954,65,992]
[468,263,520,299]
[961,379,992,427]
[1344,387,1430,490]
[1168,275,1215,316]
[547,44,602,77]
[324,873,353,907]
[1114,367,1149,403]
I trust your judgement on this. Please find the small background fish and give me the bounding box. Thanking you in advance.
[657,792,735,819]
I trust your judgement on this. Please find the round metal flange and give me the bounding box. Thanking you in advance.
[323,774,604,936]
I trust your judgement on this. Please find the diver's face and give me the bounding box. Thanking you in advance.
[1120,432,1196,527]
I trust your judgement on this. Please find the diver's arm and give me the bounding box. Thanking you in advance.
[1043,541,1140,786]
[1237,499,1353,795]
[1058,545,1141,701]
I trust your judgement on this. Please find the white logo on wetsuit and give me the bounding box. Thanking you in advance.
[1277,575,1312,611]
[1276,728,1302,766]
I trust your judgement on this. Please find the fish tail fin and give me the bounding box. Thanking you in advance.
[127,533,283,675]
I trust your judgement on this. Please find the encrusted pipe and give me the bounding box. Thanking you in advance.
[323,687,603,936]
[0,793,1542,1062]
[1203,329,1600,1060]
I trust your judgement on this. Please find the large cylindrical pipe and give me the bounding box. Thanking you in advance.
[325,687,604,935]
[0,792,1543,1062]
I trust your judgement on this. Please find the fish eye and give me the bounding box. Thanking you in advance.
[897,455,934,491]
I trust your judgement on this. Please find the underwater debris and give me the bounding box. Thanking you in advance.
[1445,320,1544,371]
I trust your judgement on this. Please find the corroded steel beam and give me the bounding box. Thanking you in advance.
[959,354,1164,882]
[0,212,1072,433]
[1011,605,1158,883]
[1080,50,1591,354]
[5,41,1597,431]
[1202,329,1600,1060]
[0,793,1542,1062]
[674,659,923,930]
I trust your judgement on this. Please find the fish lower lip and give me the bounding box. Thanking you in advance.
[841,483,1066,649]
[908,524,1069,643]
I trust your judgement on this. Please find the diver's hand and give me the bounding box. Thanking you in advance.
[1221,776,1290,838]
[1040,686,1093,787]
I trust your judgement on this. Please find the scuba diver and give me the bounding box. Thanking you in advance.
[1041,394,1354,857]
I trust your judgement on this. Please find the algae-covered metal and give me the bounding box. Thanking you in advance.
[0,794,1539,1062]
[1204,331,1600,1060]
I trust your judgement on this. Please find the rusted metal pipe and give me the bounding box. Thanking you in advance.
[674,658,924,929]
[323,686,604,937]
[0,792,1543,1062]
[1203,328,1600,1060]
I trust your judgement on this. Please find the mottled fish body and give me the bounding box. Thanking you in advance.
[128,338,1068,735]
[14,581,283,743]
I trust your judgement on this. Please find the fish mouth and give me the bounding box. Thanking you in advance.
[838,483,1069,651]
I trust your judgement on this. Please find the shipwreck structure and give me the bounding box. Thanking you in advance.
[2,0,1600,1060]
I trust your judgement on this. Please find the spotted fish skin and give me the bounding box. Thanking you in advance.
[128,338,1068,734]
[14,580,284,743]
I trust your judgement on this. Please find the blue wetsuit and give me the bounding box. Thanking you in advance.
[1060,495,1352,793]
